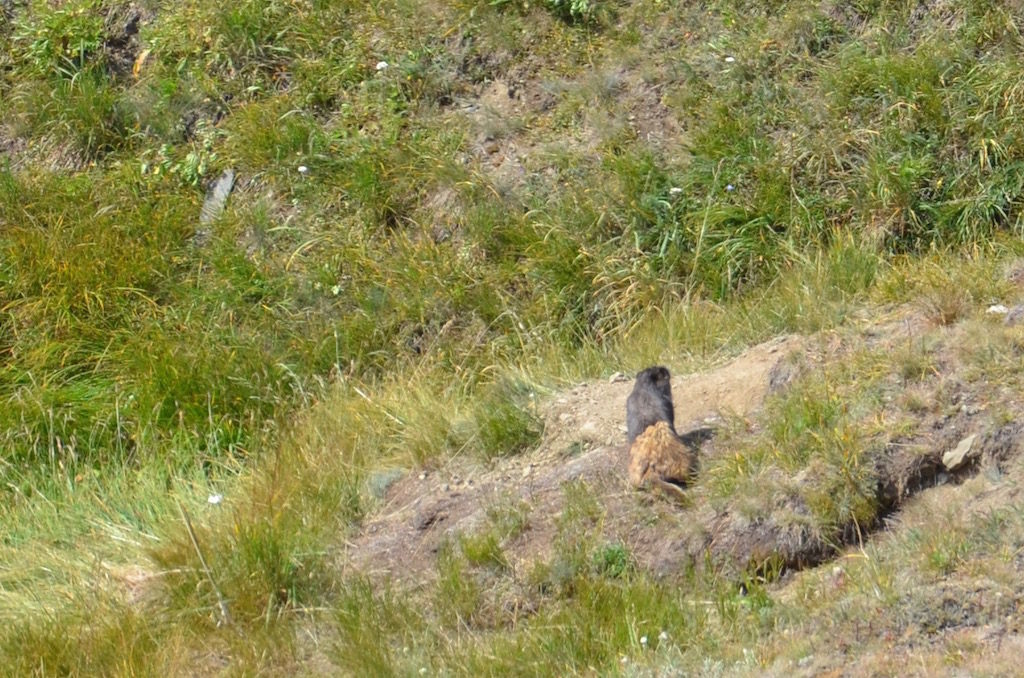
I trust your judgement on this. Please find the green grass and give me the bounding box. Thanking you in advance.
[6,0,1024,672]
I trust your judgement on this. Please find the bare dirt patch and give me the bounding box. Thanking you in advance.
[587,68,685,150]
[458,76,555,193]
[0,124,26,168]
[102,2,145,79]
[457,64,684,195]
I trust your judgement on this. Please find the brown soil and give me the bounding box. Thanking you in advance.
[0,125,26,169]
[341,307,1024,588]
[102,2,145,79]
[341,334,806,582]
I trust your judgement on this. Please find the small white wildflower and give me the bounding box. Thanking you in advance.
[376,60,389,71]
[640,635,648,646]
[331,285,341,296]
[418,669,427,675]
[620,656,628,664]
[724,56,736,63]
[207,494,223,505]
[987,304,1009,314]
[669,187,684,196]
[726,184,735,192]
[659,630,669,641]
[297,165,309,175]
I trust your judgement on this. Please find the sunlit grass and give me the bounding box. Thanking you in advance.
[5,0,1024,672]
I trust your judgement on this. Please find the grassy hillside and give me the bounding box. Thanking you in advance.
[4,0,1024,674]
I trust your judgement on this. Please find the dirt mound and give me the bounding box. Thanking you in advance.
[340,306,1024,588]
[340,335,804,581]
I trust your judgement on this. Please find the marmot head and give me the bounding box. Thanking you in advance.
[635,365,672,401]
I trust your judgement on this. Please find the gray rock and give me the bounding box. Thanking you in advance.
[942,434,977,471]
[368,468,404,499]
[579,420,602,443]
[194,169,236,245]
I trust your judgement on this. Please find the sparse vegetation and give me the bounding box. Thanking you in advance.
[6,0,1024,673]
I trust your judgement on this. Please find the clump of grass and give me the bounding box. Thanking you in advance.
[535,480,607,593]
[224,97,326,174]
[592,541,631,578]
[0,599,164,676]
[490,0,607,25]
[895,341,936,382]
[922,530,970,576]
[920,285,972,326]
[469,378,544,460]
[12,69,134,160]
[460,530,509,570]
[435,540,484,627]
[456,497,533,570]
[899,386,933,414]
[332,578,423,676]
[148,0,302,95]
[151,489,335,627]
[767,380,846,462]
[486,497,532,540]
[705,361,885,547]
[6,0,144,160]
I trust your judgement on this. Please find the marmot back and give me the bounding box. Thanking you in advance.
[628,420,696,494]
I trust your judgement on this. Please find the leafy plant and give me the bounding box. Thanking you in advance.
[17,0,105,79]
[547,0,594,22]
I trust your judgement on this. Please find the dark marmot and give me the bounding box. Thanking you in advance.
[625,366,696,499]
